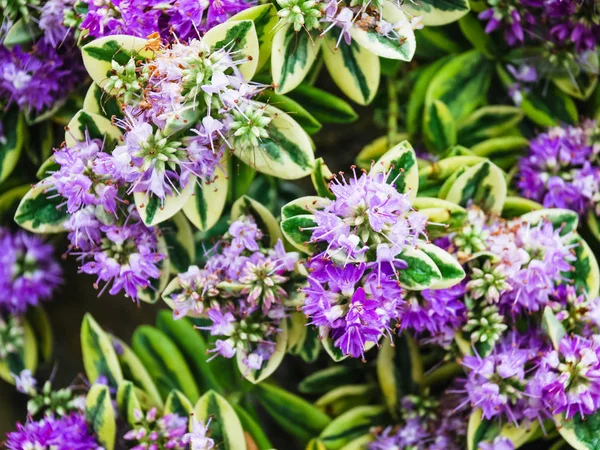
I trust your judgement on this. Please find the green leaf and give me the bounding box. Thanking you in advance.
[299,366,365,395]
[80,314,124,387]
[0,319,38,384]
[467,408,539,450]
[414,27,463,60]
[520,208,579,235]
[132,326,200,402]
[406,57,452,138]
[86,384,116,450]
[287,313,322,363]
[470,136,529,158]
[64,110,122,149]
[423,100,457,153]
[553,72,598,101]
[164,390,194,416]
[419,243,465,289]
[315,384,378,418]
[25,305,53,363]
[233,405,274,450]
[311,158,335,199]
[134,175,196,227]
[281,196,324,220]
[110,335,163,408]
[426,50,493,122]
[0,112,24,183]
[322,36,380,106]
[281,214,317,254]
[183,155,229,232]
[306,439,328,450]
[457,106,524,147]
[231,195,283,245]
[257,90,322,135]
[193,390,247,450]
[287,84,358,124]
[272,25,320,94]
[376,335,423,417]
[444,160,507,215]
[82,35,154,92]
[155,310,223,393]
[371,140,419,200]
[418,155,485,191]
[558,410,600,450]
[501,196,543,219]
[231,5,279,72]
[564,236,600,300]
[542,307,567,350]
[319,406,386,450]
[202,20,259,80]
[14,182,69,233]
[403,0,470,25]
[159,213,195,274]
[3,18,41,46]
[350,1,415,61]
[82,83,123,119]
[229,156,256,202]
[255,383,332,442]
[338,435,375,450]
[234,102,315,180]
[519,81,578,127]
[396,247,442,290]
[458,13,498,59]
[116,381,142,425]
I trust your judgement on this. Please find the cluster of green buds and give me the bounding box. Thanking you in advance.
[230,104,272,152]
[0,315,24,360]
[463,300,507,348]
[105,58,149,105]
[452,221,489,256]
[466,259,510,303]
[401,389,439,421]
[277,0,323,31]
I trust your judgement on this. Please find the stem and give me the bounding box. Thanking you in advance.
[387,75,399,146]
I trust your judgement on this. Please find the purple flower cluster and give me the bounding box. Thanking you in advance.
[47,134,166,300]
[103,37,267,203]
[303,168,431,359]
[0,0,85,115]
[6,413,100,450]
[0,227,62,314]
[170,215,299,370]
[518,120,600,216]
[124,408,189,449]
[369,388,469,450]
[79,0,253,41]
[478,0,600,53]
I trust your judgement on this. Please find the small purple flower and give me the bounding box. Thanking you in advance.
[518,121,600,216]
[479,436,515,450]
[124,408,189,449]
[534,335,600,419]
[0,228,62,314]
[6,413,100,450]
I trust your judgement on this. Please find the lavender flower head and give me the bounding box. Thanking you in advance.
[124,408,189,449]
[46,132,167,301]
[302,166,433,359]
[169,215,299,371]
[6,413,101,450]
[79,0,253,41]
[518,120,600,216]
[0,227,62,313]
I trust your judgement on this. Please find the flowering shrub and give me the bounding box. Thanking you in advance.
[1,0,600,449]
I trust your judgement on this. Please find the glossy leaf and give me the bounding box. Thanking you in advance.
[423,100,457,153]
[322,36,380,106]
[230,5,279,72]
[164,389,194,416]
[280,214,317,254]
[134,175,196,227]
[86,384,117,450]
[419,243,465,289]
[287,84,358,124]
[396,247,442,290]
[457,106,524,147]
[193,390,247,450]
[371,140,419,200]
[14,182,68,233]
[132,326,200,402]
[272,25,320,94]
[403,0,470,26]
[117,381,142,425]
[319,406,386,450]
[80,314,124,387]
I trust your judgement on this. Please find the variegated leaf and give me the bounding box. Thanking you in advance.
[65,110,122,149]
[237,319,288,384]
[371,140,419,200]
[396,247,442,290]
[231,195,283,245]
[159,213,195,274]
[193,390,247,450]
[135,176,196,227]
[231,4,279,72]
[403,0,470,25]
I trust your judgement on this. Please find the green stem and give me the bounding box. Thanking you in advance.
[387,75,399,146]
